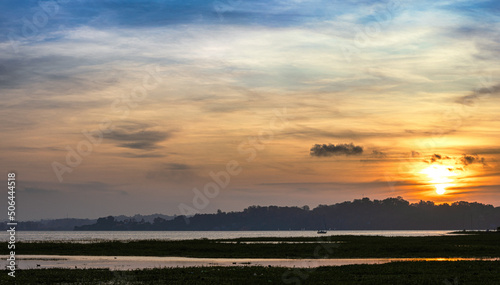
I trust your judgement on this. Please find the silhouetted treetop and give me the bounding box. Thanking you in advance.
[72,197,500,231]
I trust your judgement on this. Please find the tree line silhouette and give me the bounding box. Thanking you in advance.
[74,197,500,231]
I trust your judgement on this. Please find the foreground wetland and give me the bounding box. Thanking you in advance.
[2,261,500,284]
[2,232,499,284]
[12,232,500,258]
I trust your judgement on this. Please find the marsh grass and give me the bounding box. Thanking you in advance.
[1,261,499,284]
[13,233,500,258]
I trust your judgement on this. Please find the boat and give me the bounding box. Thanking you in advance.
[317,230,327,234]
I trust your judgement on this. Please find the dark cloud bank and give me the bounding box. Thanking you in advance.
[106,124,172,151]
[310,143,363,157]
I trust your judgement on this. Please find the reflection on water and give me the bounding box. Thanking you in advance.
[6,255,499,270]
[5,230,454,242]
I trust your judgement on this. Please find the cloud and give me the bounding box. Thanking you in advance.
[0,98,104,111]
[423,153,488,170]
[163,163,191,170]
[310,143,363,157]
[411,151,420,157]
[145,163,199,182]
[371,150,387,158]
[0,55,110,91]
[284,125,396,140]
[0,0,352,36]
[23,187,59,194]
[66,181,128,195]
[455,83,500,105]
[404,129,457,136]
[462,147,500,155]
[106,124,172,150]
[285,126,459,142]
[460,154,487,167]
[120,152,166,158]
[22,181,127,195]
[431,154,442,162]
[426,153,451,163]
[118,141,160,150]
[260,180,425,188]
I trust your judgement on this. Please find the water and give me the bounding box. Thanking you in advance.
[8,255,499,270]
[6,230,453,242]
[3,230,488,270]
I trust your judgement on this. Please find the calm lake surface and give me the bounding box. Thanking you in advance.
[8,230,454,242]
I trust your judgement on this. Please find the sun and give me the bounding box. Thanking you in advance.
[435,184,446,195]
[420,165,457,195]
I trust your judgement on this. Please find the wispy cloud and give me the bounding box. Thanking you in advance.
[371,150,387,158]
[145,163,201,182]
[23,187,59,194]
[455,83,500,105]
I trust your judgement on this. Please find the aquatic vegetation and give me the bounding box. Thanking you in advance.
[2,261,500,284]
[12,233,500,258]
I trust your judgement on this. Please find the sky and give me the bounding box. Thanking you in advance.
[1,0,499,220]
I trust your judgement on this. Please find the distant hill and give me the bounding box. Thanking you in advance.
[74,197,500,231]
[0,214,175,231]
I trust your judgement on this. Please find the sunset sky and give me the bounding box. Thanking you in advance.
[1,0,499,220]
